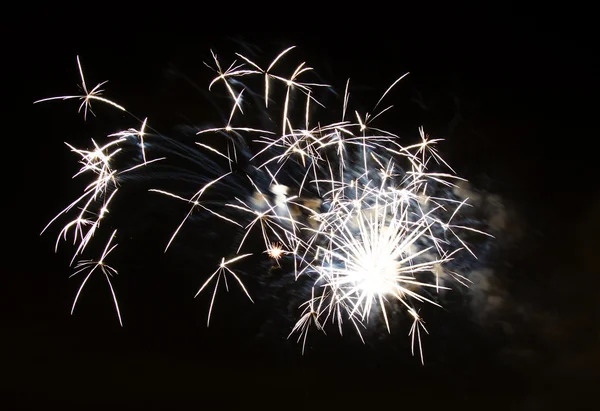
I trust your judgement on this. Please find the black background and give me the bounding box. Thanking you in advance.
[4,3,598,409]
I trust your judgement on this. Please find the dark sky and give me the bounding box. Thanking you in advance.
[5,4,598,409]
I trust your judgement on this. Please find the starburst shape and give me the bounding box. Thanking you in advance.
[34,55,126,120]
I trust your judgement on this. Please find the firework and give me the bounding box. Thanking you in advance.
[36,47,492,363]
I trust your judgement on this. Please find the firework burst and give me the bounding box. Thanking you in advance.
[36,47,492,362]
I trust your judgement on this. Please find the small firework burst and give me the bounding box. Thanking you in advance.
[266,242,285,261]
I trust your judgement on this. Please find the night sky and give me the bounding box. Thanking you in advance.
[5,5,598,409]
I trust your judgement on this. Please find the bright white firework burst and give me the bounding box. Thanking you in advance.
[35,46,492,363]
